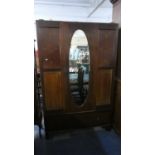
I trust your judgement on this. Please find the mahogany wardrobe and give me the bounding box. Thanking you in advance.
[36,20,119,138]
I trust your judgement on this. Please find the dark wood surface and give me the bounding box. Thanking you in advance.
[37,26,60,69]
[44,109,112,132]
[36,20,119,136]
[43,72,65,110]
[113,79,121,134]
[113,28,121,135]
[116,28,121,79]
[95,69,113,106]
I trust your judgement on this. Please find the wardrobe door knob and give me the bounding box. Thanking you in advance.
[44,58,48,62]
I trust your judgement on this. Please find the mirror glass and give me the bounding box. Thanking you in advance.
[69,30,90,105]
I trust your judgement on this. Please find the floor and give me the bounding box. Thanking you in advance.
[34,126,121,155]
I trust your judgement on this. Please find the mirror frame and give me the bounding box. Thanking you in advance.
[68,29,91,106]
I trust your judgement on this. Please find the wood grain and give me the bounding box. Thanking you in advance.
[43,72,64,110]
[99,30,117,67]
[96,69,113,105]
[37,27,61,69]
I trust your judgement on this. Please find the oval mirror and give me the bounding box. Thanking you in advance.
[69,30,90,106]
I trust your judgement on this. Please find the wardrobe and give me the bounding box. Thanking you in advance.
[36,20,119,137]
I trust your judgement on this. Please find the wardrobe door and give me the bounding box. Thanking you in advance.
[36,21,66,111]
[95,25,118,106]
[62,22,97,112]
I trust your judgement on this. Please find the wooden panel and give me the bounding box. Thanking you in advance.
[113,79,121,134]
[61,22,97,112]
[37,27,61,69]
[116,28,121,79]
[43,72,64,110]
[96,69,113,105]
[98,30,117,67]
[99,23,118,30]
[36,20,59,28]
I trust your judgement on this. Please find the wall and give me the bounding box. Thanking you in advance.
[34,0,113,22]
[112,0,121,26]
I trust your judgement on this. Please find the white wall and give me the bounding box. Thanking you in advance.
[34,0,113,23]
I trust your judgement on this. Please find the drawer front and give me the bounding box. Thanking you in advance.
[44,111,112,131]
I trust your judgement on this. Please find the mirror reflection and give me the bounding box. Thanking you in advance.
[69,30,90,105]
